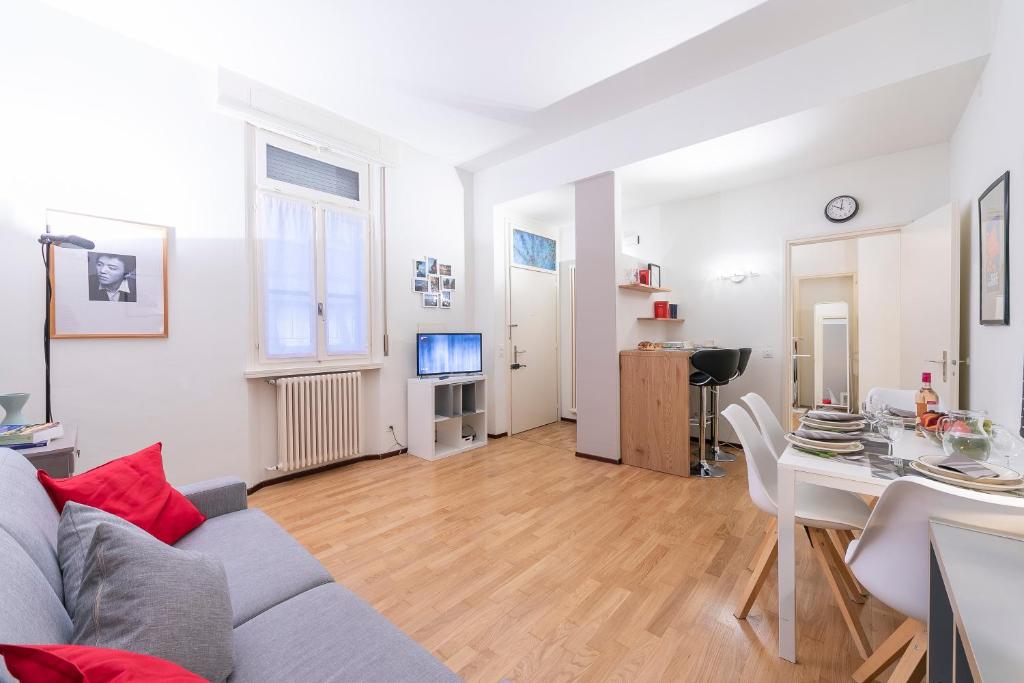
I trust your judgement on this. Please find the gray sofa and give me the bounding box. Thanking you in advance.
[0,448,459,682]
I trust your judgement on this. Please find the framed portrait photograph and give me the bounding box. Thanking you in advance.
[422,292,439,308]
[47,210,168,338]
[979,171,1010,325]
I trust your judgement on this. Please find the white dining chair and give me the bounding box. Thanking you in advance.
[864,387,945,413]
[741,392,788,459]
[846,477,1024,683]
[722,404,874,657]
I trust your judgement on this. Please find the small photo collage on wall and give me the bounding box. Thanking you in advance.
[413,257,455,308]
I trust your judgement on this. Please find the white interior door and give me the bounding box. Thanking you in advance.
[899,202,960,408]
[510,266,559,434]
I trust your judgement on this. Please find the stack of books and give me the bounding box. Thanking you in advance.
[0,422,64,450]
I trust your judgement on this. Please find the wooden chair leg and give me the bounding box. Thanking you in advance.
[734,530,778,619]
[826,528,867,602]
[747,518,777,572]
[852,617,924,683]
[887,629,927,683]
[807,527,871,659]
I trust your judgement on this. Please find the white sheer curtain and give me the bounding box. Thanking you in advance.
[323,208,368,355]
[261,194,316,358]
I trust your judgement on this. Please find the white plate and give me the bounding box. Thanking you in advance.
[914,455,1022,484]
[909,461,1024,491]
[801,418,867,431]
[786,434,864,453]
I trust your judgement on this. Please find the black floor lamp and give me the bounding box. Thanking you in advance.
[37,233,94,422]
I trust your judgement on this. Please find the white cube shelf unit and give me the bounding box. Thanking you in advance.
[407,375,487,460]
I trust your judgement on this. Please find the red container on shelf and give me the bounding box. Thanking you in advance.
[654,301,669,319]
[638,269,650,285]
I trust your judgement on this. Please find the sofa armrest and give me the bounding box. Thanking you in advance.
[177,477,248,519]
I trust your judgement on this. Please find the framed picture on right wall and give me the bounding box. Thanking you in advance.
[979,171,1010,325]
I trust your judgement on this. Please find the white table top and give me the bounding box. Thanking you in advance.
[930,521,1024,682]
[780,432,1024,495]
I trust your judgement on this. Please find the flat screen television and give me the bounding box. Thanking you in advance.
[416,333,482,377]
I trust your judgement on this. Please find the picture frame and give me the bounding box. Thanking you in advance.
[441,291,452,309]
[428,275,440,292]
[427,257,438,276]
[442,276,455,291]
[979,171,1010,325]
[439,263,452,276]
[413,277,429,292]
[47,210,168,338]
[422,292,439,308]
[414,259,428,278]
[647,263,662,288]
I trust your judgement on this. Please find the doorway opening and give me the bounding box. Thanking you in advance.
[497,185,576,437]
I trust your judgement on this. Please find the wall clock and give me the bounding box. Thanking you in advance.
[825,195,858,223]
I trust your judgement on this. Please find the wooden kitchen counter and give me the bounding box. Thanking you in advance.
[619,350,692,477]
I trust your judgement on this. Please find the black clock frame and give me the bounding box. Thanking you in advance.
[824,195,858,223]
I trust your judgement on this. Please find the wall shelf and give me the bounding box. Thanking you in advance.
[618,283,671,293]
[637,317,685,322]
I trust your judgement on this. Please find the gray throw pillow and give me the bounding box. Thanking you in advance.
[71,518,234,682]
[57,502,141,620]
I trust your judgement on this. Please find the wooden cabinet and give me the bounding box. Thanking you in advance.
[619,351,691,477]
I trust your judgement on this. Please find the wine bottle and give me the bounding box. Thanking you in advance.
[914,372,940,420]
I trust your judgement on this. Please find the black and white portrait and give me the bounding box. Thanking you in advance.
[87,252,137,302]
[48,210,168,338]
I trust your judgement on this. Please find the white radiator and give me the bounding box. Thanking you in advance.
[274,372,361,471]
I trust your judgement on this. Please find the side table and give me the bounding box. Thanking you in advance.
[18,426,78,477]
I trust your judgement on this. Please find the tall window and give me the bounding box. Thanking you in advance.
[251,130,376,368]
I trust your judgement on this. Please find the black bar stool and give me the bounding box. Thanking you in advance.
[707,347,752,463]
[689,348,740,478]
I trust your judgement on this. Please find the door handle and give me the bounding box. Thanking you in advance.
[926,351,949,382]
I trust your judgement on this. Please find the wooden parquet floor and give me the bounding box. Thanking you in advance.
[250,421,900,682]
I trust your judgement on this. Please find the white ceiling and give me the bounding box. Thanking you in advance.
[618,59,984,210]
[503,57,984,224]
[36,0,910,168]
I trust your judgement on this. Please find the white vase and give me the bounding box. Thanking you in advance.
[0,393,30,425]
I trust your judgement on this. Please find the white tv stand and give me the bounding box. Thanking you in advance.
[407,375,487,461]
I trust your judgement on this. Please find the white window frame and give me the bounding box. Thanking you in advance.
[246,127,384,377]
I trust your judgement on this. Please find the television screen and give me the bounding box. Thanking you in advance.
[417,333,482,377]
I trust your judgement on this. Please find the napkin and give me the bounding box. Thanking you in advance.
[885,407,916,419]
[794,429,863,443]
[936,455,999,480]
[804,410,864,423]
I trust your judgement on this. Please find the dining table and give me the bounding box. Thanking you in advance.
[775,428,1024,663]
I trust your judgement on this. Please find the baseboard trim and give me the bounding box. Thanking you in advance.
[488,432,508,439]
[560,416,577,423]
[248,448,406,495]
[575,451,620,464]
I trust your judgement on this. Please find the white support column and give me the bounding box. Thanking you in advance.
[574,172,620,461]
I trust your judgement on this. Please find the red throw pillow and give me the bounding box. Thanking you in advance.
[0,644,205,682]
[37,443,205,545]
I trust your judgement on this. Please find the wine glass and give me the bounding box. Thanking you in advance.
[878,414,906,459]
[860,400,882,434]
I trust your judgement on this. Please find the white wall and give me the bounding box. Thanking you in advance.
[950,0,1024,429]
[574,173,620,460]
[0,1,466,484]
[656,144,950,429]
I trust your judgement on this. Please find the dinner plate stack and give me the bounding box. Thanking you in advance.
[910,456,1024,492]
[785,432,864,455]
[800,410,867,433]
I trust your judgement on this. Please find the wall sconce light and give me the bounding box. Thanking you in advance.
[720,270,759,284]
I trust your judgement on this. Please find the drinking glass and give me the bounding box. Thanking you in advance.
[878,414,906,459]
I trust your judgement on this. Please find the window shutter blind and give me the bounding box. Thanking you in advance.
[266,145,360,201]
